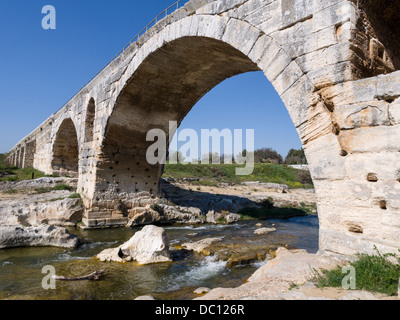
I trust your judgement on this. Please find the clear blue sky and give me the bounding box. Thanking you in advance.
[0,0,302,157]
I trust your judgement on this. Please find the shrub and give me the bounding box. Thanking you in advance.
[254,148,283,164]
[285,148,307,164]
[313,247,400,296]
[52,184,73,191]
[297,170,313,185]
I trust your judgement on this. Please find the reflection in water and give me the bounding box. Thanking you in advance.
[0,216,318,300]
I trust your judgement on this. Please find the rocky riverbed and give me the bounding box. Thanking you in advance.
[0,177,316,249]
[1,177,396,300]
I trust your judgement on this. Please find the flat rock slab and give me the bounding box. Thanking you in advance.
[0,224,79,249]
[254,227,276,235]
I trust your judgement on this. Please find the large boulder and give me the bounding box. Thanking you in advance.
[120,225,171,264]
[97,225,172,265]
[0,224,80,249]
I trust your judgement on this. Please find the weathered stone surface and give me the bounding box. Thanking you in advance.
[181,237,223,255]
[254,227,276,235]
[97,247,124,263]
[196,247,349,300]
[194,287,211,295]
[0,179,83,227]
[120,225,171,264]
[0,224,79,249]
[134,295,156,300]
[97,225,172,265]
[242,181,289,193]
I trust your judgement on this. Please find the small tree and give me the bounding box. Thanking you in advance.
[285,148,307,165]
[254,148,283,164]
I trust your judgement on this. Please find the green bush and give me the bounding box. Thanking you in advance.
[52,184,73,191]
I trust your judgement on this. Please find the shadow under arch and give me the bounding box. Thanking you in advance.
[96,36,261,199]
[51,118,79,178]
[91,28,333,226]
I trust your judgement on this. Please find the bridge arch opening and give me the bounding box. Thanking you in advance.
[51,118,79,178]
[93,34,320,232]
[97,37,260,199]
[84,98,96,143]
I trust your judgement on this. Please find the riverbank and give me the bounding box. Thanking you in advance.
[196,247,398,300]
[1,176,397,300]
[0,216,320,300]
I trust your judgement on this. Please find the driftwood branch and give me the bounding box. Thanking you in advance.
[52,270,105,281]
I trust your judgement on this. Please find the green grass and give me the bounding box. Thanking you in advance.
[3,189,18,195]
[50,193,81,202]
[52,184,73,191]
[163,162,313,189]
[0,166,51,182]
[0,154,60,182]
[34,184,74,194]
[313,247,400,296]
[68,193,81,199]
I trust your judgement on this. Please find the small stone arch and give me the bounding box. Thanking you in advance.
[84,98,96,143]
[51,118,79,178]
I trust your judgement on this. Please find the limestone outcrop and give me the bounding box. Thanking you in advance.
[0,224,79,249]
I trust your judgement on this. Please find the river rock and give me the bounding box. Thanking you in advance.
[0,194,84,227]
[206,211,240,224]
[127,204,203,227]
[134,295,156,300]
[181,237,223,255]
[128,205,161,227]
[97,247,124,263]
[121,225,171,264]
[254,227,277,235]
[0,224,79,249]
[98,225,172,265]
[194,287,211,295]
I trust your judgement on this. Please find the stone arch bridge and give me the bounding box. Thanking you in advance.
[6,0,400,257]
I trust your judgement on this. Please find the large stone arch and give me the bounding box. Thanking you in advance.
[51,118,80,178]
[86,15,340,232]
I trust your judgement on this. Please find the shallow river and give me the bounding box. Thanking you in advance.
[0,216,318,300]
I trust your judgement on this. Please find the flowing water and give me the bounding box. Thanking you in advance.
[0,216,318,300]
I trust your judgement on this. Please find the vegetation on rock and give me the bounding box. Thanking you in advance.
[313,247,400,296]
